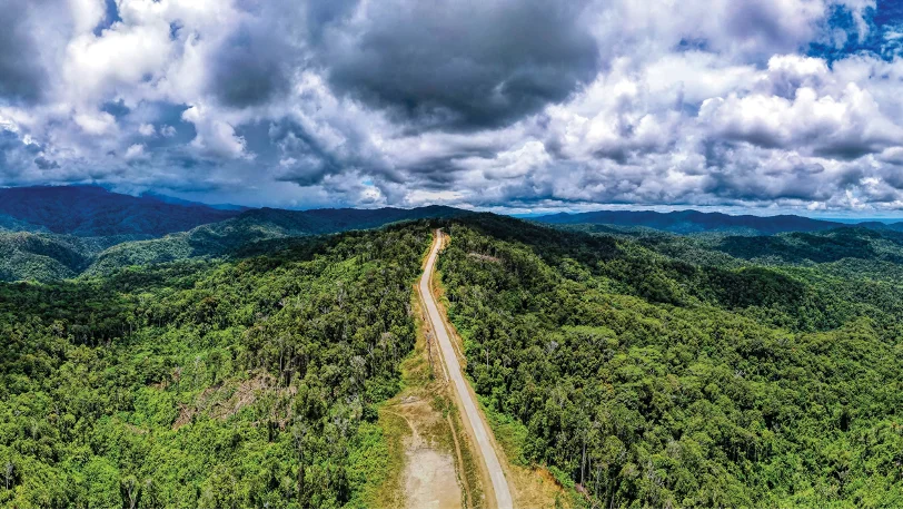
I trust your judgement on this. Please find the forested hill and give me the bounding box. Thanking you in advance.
[437,214,902,507]
[0,222,437,507]
[0,232,153,282]
[0,212,900,507]
[230,205,468,235]
[82,205,470,277]
[0,186,241,236]
[0,213,50,233]
[0,187,471,282]
[534,209,902,235]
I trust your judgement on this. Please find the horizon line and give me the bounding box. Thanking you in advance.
[2,184,902,221]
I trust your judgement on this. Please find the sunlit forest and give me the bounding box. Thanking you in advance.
[0,212,901,507]
[439,215,902,508]
[0,224,432,507]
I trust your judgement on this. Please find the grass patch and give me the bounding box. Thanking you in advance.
[345,416,406,508]
[437,394,484,508]
[475,394,529,466]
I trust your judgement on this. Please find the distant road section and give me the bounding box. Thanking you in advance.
[419,229,514,509]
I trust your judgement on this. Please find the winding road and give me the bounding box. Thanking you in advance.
[419,229,514,509]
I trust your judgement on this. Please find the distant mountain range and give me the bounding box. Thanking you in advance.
[0,186,471,281]
[1,185,901,282]
[138,191,251,211]
[0,185,241,236]
[534,209,903,235]
[82,204,471,276]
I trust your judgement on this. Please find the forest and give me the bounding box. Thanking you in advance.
[438,215,902,508]
[0,207,900,508]
[0,223,435,507]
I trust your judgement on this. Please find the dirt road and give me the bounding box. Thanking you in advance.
[419,229,514,509]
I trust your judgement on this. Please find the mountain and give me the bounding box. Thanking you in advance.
[533,209,868,235]
[0,232,150,282]
[0,213,50,233]
[231,205,469,235]
[139,191,252,211]
[0,202,471,281]
[0,186,242,236]
[84,205,471,276]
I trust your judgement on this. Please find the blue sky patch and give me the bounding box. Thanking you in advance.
[808,0,903,62]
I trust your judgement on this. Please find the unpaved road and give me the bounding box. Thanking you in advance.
[419,229,514,509]
[388,405,462,509]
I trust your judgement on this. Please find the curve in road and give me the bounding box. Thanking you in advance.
[419,229,514,509]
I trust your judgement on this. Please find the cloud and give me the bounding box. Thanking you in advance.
[181,105,247,159]
[700,82,900,159]
[73,111,117,135]
[124,143,147,161]
[318,0,600,130]
[63,19,173,104]
[0,4,49,104]
[34,155,60,169]
[207,17,296,108]
[0,0,899,214]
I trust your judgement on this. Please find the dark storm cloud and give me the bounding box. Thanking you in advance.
[268,120,343,186]
[0,128,42,181]
[879,164,903,189]
[34,155,60,170]
[811,139,892,161]
[208,20,295,108]
[0,6,47,104]
[304,0,358,43]
[0,0,899,213]
[318,0,599,130]
[702,158,836,202]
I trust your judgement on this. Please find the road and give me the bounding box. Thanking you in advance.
[419,229,514,509]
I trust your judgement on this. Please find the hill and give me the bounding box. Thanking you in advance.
[0,214,899,507]
[438,214,901,507]
[0,213,50,233]
[231,205,468,235]
[0,223,432,507]
[0,186,241,236]
[138,191,251,211]
[532,209,895,235]
[0,232,153,282]
[0,203,471,281]
[84,205,469,276]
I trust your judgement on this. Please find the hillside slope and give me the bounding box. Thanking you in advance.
[534,209,899,235]
[0,223,434,508]
[0,213,50,233]
[85,205,470,276]
[437,215,902,507]
[0,232,152,282]
[0,195,470,281]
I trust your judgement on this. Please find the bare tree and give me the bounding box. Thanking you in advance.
[121,475,139,509]
[4,461,13,491]
[292,421,308,507]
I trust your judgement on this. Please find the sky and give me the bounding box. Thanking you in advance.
[0,0,901,216]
